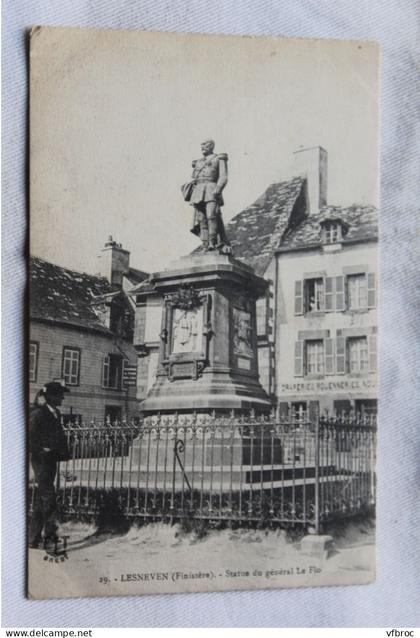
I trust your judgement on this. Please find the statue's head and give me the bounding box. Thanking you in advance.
[201,139,215,155]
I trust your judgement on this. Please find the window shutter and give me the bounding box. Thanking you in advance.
[63,355,70,379]
[325,277,335,311]
[294,340,304,377]
[279,402,289,421]
[325,338,335,375]
[335,276,345,311]
[336,336,346,374]
[294,281,303,315]
[102,356,110,387]
[367,273,376,308]
[308,401,319,423]
[368,334,377,372]
[121,359,127,389]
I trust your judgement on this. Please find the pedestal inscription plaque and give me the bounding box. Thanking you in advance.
[131,252,271,414]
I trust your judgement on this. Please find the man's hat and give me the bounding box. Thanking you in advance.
[41,381,70,395]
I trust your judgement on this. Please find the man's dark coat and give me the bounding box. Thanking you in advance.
[28,405,70,545]
[29,405,70,463]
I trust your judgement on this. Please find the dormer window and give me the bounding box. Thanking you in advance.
[320,218,348,245]
[324,221,341,243]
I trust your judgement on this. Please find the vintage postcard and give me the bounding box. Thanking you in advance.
[28,27,379,598]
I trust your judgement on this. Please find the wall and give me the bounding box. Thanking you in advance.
[256,258,276,398]
[275,240,377,413]
[29,321,140,422]
[133,296,163,400]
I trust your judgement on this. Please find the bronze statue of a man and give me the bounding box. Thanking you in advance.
[182,139,229,251]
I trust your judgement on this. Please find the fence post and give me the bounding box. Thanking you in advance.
[314,408,320,535]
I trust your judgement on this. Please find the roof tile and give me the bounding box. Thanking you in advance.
[225,176,305,274]
[30,257,115,332]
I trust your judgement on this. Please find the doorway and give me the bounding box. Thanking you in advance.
[104,405,122,424]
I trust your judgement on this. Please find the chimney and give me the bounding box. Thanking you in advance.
[98,235,130,289]
[293,146,328,215]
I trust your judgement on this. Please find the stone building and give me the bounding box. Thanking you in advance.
[29,237,148,422]
[226,146,378,418]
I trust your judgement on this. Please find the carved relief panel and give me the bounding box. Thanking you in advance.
[160,285,211,380]
[172,307,203,354]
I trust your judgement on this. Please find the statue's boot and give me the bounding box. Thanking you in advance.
[200,224,209,250]
[208,218,218,251]
[216,214,228,249]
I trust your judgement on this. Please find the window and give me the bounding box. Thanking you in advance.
[295,278,326,314]
[104,405,122,423]
[297,334,376,377]
[62,347,81,386]
[291,401,307,423]
[355,399,377,416]
[306,340,324,375]
[347,337,369,373]
[323,221,342,244]
[295,339,328,377]
[296,273,375,315]
[305,278,324,312]
[333,400,352,416]
[102,354,123,389]
[29,341,39,382]
[336,334,376,375]
[62,413,82,426]
[347,274,368,309]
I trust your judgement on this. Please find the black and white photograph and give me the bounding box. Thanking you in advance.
[27,27,379,599]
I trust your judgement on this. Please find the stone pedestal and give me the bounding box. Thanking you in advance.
[138,252,271,414]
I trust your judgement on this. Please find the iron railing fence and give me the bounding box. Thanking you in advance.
[28,411,376,531]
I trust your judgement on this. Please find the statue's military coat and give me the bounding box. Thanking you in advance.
[189,153,228,237]
[190,153,228,204]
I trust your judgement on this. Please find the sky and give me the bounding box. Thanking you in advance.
[30,27,379,275]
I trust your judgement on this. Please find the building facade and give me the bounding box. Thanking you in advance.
[275,216,377,418]
[29,238,148,422]
[227,146,378,417]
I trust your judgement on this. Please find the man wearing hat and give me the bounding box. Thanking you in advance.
[28,381,70,549]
